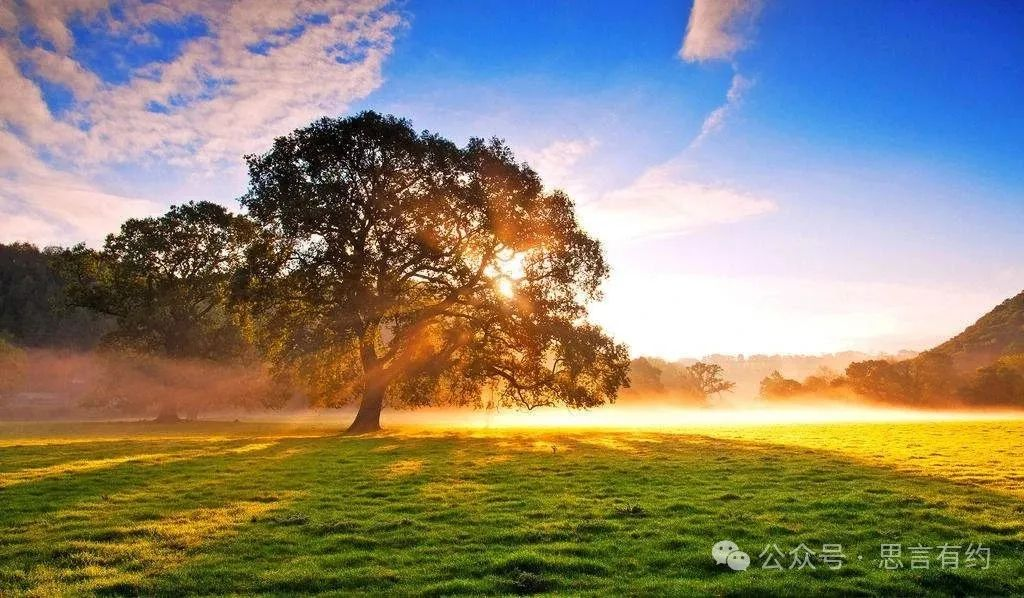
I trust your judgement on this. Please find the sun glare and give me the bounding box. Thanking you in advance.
[486,250,527,298]
[495,276,516,298]
[496,250,526,280]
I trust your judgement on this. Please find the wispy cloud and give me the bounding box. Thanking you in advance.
[521,138,599,191]
[0,128,160,246]
[679,0,762,63]
[518,138,775,242]
[690,73,753,148]
[680,1,763,147]
[581,160,776,241]
[0,0,403,244]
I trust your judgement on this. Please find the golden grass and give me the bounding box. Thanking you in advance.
[2,418,1023,596]
[685,420,1024,496]
[0,453,179,488]
[385,417,1024,497]
[0,442,279,488]
[382,459,425,478]
[420,479,488,503]
[24,499,292,595]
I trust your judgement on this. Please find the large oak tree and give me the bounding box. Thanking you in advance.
[238,112,629,433]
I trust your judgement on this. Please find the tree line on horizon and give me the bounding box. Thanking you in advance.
[758,350,1024,407]
[2,240,1023,417]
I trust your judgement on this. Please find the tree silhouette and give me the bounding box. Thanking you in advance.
[237,112,629,433]
[759,370,803,399]
[683,362,735,401]
[628,357,665,394]
[958,357,1024,406]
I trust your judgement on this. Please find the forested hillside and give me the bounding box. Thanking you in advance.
[932,290,1024,371]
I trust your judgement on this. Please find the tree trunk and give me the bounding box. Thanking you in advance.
[345,384,384,434]
[153,402,181,423]
[345,326,387,435]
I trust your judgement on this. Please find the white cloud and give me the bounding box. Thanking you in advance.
[690,72,753,148]
[0,127,160,245]
[24,45,102,97]
[680,0,762,63]
[0,180,161,246]
[521,138,598,191]
[0,45,87,149]
[26,0,401,168]
[17,0,111,53]
[0,4,17,34]
[581,160,776,241]
[0,0,403,245]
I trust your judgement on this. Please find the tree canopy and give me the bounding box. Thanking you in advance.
[759,370,804,399]
[237,111,629,432]
[58,201,256,360]
[57,201,276,420]
[627,357,665,394]
[0,243,111,348]
[682,362,735,400]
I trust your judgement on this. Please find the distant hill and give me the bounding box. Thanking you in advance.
[932,289,1024,371]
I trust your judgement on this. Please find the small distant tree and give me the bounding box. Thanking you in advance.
[908,351,961,401]
[237,112,629,433]
[682,362,735,402]
[759,370,803,399]
[959,363,1024,407]
[801,366,841,393]
[628,357,665,394]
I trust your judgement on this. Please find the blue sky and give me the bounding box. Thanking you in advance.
[1,0,1021,357]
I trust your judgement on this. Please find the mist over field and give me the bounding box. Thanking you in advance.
[3,345,1018,423]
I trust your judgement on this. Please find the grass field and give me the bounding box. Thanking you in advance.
[1,419,1023,596]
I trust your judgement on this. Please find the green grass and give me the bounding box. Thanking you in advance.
[1,420,1023,596]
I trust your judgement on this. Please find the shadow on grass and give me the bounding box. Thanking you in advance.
[160,433,1024,595]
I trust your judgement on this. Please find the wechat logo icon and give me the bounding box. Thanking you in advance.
[712,539,751,571]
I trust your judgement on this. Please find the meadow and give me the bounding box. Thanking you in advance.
[1,419,1023,596]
